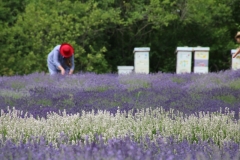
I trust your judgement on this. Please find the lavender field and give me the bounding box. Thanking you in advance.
[1,70,240,160]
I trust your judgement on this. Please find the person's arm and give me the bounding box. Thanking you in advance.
[53,46,62,67]
[58,65,65,75]
[233,48,240,58]
[53,46,65,75]
[69,55,75,75]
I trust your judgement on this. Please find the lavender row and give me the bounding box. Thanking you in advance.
[0,136,239,160]
[1,71,240,118]
[1,107,239,147]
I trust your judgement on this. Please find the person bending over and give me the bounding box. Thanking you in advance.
[232,32,240,58]
[47,43,75,75]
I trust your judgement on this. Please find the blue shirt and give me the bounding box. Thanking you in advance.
[47,45,75,71]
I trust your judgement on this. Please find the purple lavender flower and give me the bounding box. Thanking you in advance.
[0,135,239,160]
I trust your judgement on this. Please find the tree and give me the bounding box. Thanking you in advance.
[0,0,122,75]
[0,0,238,75]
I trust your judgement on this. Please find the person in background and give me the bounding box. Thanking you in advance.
[47,43,75,75]
[232,32,240,58]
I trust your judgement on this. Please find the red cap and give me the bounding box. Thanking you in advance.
[60,43,74,57]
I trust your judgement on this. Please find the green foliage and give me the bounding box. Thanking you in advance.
[0,0,239,75]
[171,77,185,84]
[215,95,237,104]
[36,99,52,106]
[85,46,110,73]
[229,79,240,90]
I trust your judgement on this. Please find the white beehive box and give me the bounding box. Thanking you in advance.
[133,47,150,74]
[193,47,210,74]
[231,49,240,70]
[175,47,193,74]
[117,66,134,74]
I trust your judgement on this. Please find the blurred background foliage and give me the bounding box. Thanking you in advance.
[0,0,239,75]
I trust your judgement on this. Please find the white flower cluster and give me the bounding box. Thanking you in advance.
[0,107,239,147]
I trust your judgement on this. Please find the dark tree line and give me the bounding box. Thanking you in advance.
[0,0,239,75]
